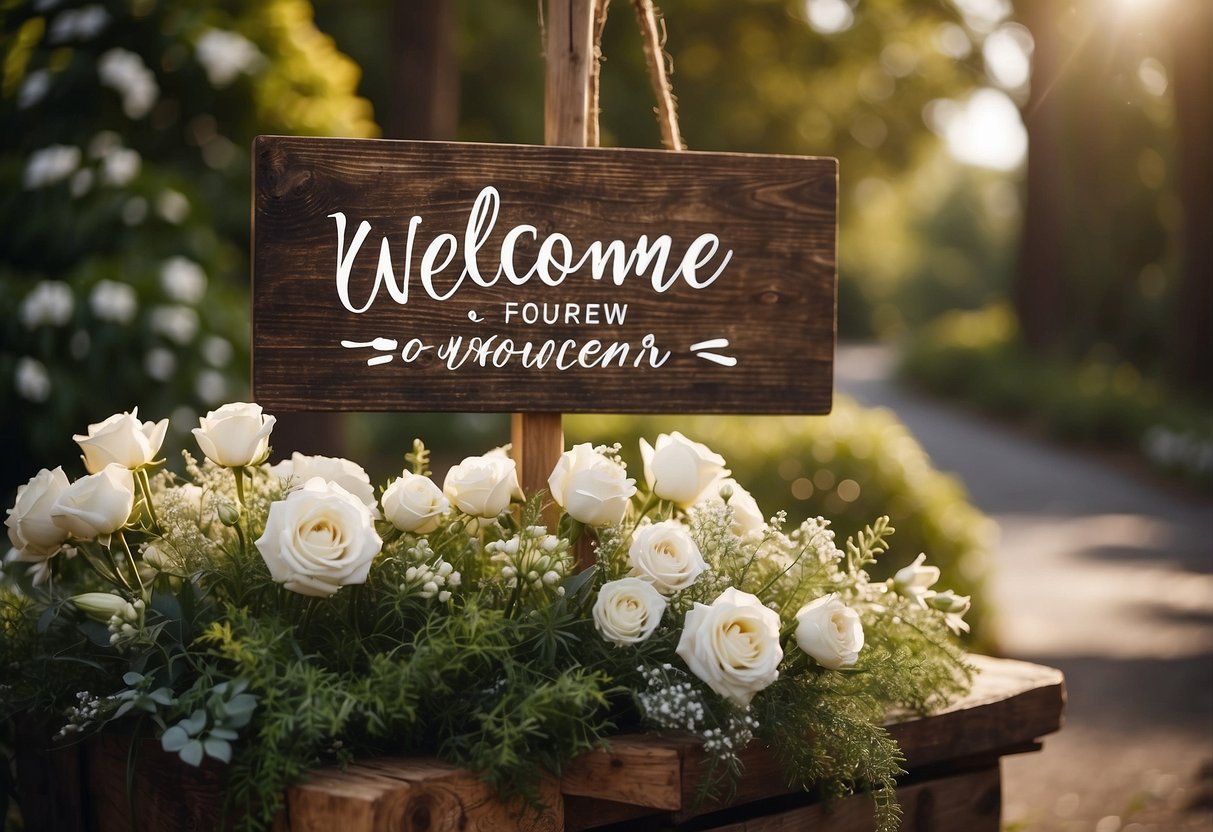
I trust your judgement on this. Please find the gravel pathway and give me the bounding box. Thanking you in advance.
[835,344,1213,832]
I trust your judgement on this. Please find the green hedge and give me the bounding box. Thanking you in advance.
[900,305,1213,490]
[566,399,997,647]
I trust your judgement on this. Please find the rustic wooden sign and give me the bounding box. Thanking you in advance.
[252,136,836,413]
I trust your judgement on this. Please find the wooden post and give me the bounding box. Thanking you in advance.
[512,0,595,519]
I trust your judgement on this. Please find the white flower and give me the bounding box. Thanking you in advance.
[71,592,137,624]
[23,144,81,189]
[159,257,207,304]
[18,69,51,109]
[89,279,138,324]
[48,5,109,43]
[20,281,74,328]
[150,305,199,344]
[270,453,379,518]
[592,577,667,646]
[14,357,52,402]
[201,336,233,367]
[443,454,519,518]
[892,553,940,605]
[382,471,449,534]
[676,587,783,707]
[97,48,158,119]
[194,370,228,405]
[6,467,71,557]
[73,408,168,473]
[156,189,190,224]
[100,147,140,186]
[50,464,135,542]
[144,348,176,381]
[927,590,972,634]
[255,478,381,597]
[548,444,636,527]
[639,432,729,507]
[628,519,708,594]
[195,29,265,87]
[794,593,864,670]
[192,402,276,468]
[703,478,765,536]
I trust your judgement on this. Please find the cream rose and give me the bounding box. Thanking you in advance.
[255,477,382,597]
[74,408,168,473]
[6,466,71,556]
[676,587,783,707]
[628,519,708,594]
[794,593,864,670]
[592,577,667,646]
[382,471,449,534]
[192,402,276,467]
[270,452,379,517]
[443,454,519,518]
[548,444,636,527]
[639,432,729,507]
[50,464,135,542]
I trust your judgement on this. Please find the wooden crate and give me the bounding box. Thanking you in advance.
[15,656,1063,831]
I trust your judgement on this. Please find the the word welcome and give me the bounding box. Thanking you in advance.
[331,186,733,314]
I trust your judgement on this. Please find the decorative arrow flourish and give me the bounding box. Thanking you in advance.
[689,338,737,367]
[340,337,398,366]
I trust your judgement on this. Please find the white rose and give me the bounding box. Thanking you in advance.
[794,593,864,670]
[592,577,667,646]
[676,587,783,707]
[50,464,136,541]
[382,471,449,534]
[628,519,708,594]
[639,432,729,507]
[270,452,379,517]
[192,402,276,467]
[443,455,519,518]
[255,477,382,597]
[6,467,71,556]
[73,408,168,473]
[548,444,636,527]
[892,553,940,605]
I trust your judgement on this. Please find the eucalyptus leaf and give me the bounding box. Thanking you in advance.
[203,737,232,764]
[160,725,189,752]
[179,739,205,767]
[180,709,208,736]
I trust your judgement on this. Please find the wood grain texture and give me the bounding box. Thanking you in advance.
[704,767,1000,832]
[287,758,563,832]
[560,734,684,809]
[252,136,837,414]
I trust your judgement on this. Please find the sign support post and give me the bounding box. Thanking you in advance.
[513,0,596,517]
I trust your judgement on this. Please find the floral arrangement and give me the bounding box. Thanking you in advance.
[2,403,973,831]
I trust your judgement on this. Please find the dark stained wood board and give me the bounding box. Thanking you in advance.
[253,136,837,414]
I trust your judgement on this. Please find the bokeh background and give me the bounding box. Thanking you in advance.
[3,0,1211,828]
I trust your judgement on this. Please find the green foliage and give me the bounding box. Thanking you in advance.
[3,417,975,829]
[901,304,1213,490]
[0,0,377,499]
[567,401,997,645]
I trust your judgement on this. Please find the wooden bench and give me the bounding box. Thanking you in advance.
[18,655,1063,831]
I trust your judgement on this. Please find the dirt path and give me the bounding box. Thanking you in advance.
[835,344,1213,831]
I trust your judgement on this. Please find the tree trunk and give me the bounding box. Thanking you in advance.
[1168,1,1213,395]
[389,0,459,141]
[1013,0,1067,352]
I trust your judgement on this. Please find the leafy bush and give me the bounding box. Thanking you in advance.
[1,0,377,498]
[901,304,1213,489]
[567,398,997,646]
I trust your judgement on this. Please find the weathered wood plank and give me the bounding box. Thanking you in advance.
[560,734,684,809]
[706,766,1001,832]
[287,757,563,832]
[252,137,837,414]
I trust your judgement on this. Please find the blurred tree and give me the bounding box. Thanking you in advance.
[1,0,377,497]
[1166,0,1212,395]
[1009,0,1202,393]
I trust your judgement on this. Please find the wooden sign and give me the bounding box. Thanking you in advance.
[252,136,836,414]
